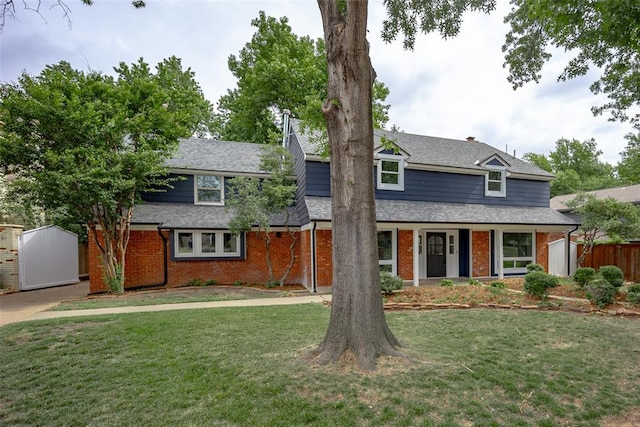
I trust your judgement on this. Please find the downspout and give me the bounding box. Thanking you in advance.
[124,223,168,291]
[566,225,579,276]
[311,221,317,293]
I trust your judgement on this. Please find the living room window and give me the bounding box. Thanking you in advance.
[175,230,241,258]
[377,154,404,191]
[485,166,506,197]
[195,174,223,204]
[377,229,396,274]
[502,232,534,273]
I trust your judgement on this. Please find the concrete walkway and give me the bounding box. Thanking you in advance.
[0,283,330,327]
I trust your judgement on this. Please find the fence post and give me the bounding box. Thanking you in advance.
[0,224,24,291]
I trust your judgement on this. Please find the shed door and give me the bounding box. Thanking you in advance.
[426,232,447,277]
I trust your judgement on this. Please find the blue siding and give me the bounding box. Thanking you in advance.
[289,134,311,224]
[142,174,194,203]
[302,160,550,207]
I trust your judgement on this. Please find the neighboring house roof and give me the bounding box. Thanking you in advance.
[166,138,268,175]
[132,203,300,229]
[550,184,640,211]
[304,197,578,227]
[291,120,554,180]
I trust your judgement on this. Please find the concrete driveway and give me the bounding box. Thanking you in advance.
[0,281,89,327]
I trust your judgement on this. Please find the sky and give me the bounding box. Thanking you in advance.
[0,0,633,165]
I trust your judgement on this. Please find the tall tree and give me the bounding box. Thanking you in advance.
[212,11,390,144]
[502,0,640,129]
[226,146,298,286]
[567,193,640,266]
[618,133,640,184]
[0,57,212,293]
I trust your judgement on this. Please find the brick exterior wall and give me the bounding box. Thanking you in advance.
[315,229,333,287]
[472,231,491,277]
[89,229,302,293]
[0,224,23,290]
[398,230,414,280]
[536,232,550,272]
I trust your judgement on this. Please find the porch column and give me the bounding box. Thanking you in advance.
[413,228,420,287]
[496,228,504,279]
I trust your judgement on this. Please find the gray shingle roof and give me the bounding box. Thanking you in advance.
[304,197,578,227]
[131,203,300,229]
[291,120,554,179]
[550,184,640,211]
[166,138,267,174]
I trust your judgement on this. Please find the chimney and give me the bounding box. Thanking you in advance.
[466,136,476,142]
[282,109,291,148]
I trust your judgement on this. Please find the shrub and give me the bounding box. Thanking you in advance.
[584,278,617,308]
[598,265,624,288]
[526,263,545,273]
[380,272,403,294]
[573,267,596,288]
[265,280,279,289]
[489,281,505,289]
[523,271,560,299]
[440,279,454,287]
[468,279,481,286]
[626,284,640,306]
[233,280,244,287]
[205,279,217,286]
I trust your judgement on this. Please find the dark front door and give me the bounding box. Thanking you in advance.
[427,232,447,277]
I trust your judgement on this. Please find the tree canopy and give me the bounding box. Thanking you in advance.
[618,133,640,184]
[502,0,640,129]
[0,57,212,292]
[212,11,390,144]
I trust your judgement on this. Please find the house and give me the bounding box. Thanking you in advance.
[88,120,578,293]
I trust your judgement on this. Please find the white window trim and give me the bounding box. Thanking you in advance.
[377,228,397,275]
[376,154,405,191]
[485,165,506,197]
[500,231,535,274]
[195,174,224,205]
[174,230,241,258]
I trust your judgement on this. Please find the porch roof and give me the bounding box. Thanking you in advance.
[130,203,301,229]
[304,197,579,227]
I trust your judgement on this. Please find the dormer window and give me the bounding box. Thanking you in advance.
[377,154,405,191]
[195,174,223,204]
[485,165,506,197]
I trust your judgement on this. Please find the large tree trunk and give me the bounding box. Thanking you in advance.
[308,0,402,371]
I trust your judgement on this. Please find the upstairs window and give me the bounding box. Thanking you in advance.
[485,166,506,197]
[377,154,404,191]
[195,175,223,204]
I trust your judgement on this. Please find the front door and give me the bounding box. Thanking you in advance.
[426,232,447,277]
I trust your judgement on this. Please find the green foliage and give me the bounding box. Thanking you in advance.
[233,280,244,287]
[0,57,212,292]
[598,265,625,288]
[380,271,403,294]
[440,279,454,287]
[626,284,640,305]
[503,0,640,130]
[523,271,560,299]
[584,278,617,309]
[468,279,481,286]
[212,11,390,144]
[489,281,505,289]
[573,267,597,288]
[265,280,279,289]
[526,263,544,273]
[103,264,124,294]
[618,133,640,184]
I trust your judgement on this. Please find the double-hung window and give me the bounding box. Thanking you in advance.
[195,175,223,204]
[502,232,534,273]
[175,230,241,258]
[377,154,404,191]
[485,166,506,197]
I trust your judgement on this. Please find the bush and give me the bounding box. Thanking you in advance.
[598,265,624,288]
[524,271,560,299]
[573,267,596,288]
[489,281,505,289]
[468,279,481,286]
[626,284,640,306]
[380,272,403,294]
[440,279,454,287]
[584,278,617,308]
[265,280,279,289]
[526,263,545,273]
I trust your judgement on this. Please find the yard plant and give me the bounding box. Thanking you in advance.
[1,306,639,426]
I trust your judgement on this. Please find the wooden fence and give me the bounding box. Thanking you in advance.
[578,243,640,282]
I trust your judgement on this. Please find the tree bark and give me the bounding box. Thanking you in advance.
[308,0,402,370]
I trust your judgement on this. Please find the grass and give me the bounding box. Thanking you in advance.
[49,292,251,311]
[1,306,639,426]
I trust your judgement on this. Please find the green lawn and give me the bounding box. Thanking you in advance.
[1,306,639,426]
